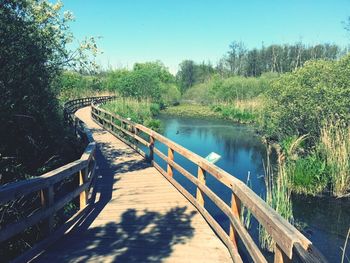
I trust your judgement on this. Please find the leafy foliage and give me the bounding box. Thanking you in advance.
[55,71,104,102]
[261,55,350,141]
[105,62,180,106]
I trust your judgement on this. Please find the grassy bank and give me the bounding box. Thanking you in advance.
[162,98,261,124]
[103,99,161,131]
[162,104,221,119]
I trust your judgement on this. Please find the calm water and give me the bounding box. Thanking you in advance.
[152,115,349,262]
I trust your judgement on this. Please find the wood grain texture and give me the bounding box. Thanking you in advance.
[34,107,233,263]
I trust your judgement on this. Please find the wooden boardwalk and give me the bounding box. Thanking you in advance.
[35,107,232,262]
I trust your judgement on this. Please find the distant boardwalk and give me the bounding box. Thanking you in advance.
[35,107,232,262]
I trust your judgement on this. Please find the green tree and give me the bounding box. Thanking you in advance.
[176,60,196,93]
[0,0,98,183]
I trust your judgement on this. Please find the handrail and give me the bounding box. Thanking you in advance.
[0,96,113,262]
[91,100,327,263]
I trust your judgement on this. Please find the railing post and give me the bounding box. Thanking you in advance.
[229,192,241,249]
[79,166,89,209]
[274,244,291,263]
[167,148,174,177]
[110,114,113,131]
[40,186,54,234]
[74,117,78,136]
[149,136,154,162]
[196,167,205,206]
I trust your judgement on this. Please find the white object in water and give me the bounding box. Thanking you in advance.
[205,152,221,164]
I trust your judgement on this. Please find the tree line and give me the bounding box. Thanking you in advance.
[177,42,346,92]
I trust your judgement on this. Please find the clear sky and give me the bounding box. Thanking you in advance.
[62,0,350,73]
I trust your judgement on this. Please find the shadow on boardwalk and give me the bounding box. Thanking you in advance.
[52,207,196,262]
[36,136,197,262]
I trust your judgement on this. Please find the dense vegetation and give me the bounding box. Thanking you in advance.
[1,0,349,260]
[261,56,350,197]
[0,1,98,260]
[103,99,161,131]
[176,42,345,93]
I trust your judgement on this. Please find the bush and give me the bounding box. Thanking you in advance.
[182,73,277,105]
[160,83,181,106]
[150,103,161,116]
[56,71,104,102]
[261,55,350,141]
[105,62,176,103]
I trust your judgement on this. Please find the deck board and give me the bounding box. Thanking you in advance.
[34,107,232,263]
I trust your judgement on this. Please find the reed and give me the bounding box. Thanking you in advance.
[259,146,293,251]
[319,120,350,197]
[341,228,350,263]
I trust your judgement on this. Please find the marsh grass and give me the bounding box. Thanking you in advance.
[280,135,328,196]
[214,98,263,123]
[103,98,161,131]
[259,146,293,251]
[319,121,350,197]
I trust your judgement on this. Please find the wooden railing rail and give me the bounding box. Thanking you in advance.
[91,100,327,263]
[0,96,113,262]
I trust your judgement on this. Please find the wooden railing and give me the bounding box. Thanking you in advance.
[0,96,113,262]
[91,100,327,263]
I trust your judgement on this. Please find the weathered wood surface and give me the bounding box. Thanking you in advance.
[34,107,232,263]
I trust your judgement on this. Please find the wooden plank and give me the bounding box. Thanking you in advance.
[274,244,291,263]
[196,167,205,206]
[229,193,241,249]
[153,162,242,263]
[0,160,87,204]
[167,148,174,177]
[152,150,266,262]
[0,182,90,243]
[293,243,328,263]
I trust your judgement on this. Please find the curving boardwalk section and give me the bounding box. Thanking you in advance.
[35,106,232,262]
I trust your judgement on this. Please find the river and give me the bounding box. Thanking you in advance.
[153,115,349,262]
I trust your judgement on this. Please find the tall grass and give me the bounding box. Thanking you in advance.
[210,98,263,123]
[259,146,293,251]
[103,98,161,131]
[319,120,350,197]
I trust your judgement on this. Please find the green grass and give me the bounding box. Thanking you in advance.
[162,104,222,119]
[211,105,256,123]
[287,154,328,195]
[162,103,257,123]
[103,98,161,131]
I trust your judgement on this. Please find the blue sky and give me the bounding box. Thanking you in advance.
[62,0,350,73]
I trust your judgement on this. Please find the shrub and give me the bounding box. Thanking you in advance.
[261,55,350,141]
[150,103,161,116]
